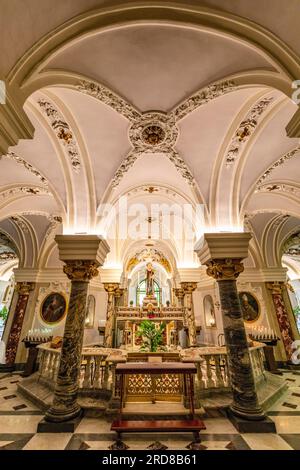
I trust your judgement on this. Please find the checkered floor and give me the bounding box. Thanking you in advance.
[1,370,300,450]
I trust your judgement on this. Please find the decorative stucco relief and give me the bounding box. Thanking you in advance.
[255,182,300,199]
[77,80,141,122]
[173,80,236,121]
[3,152,48,186]
[225,96,273,167]
[0,186,51,201]
[10,216,29,233]
[256,146,300,188]
[38,99,81,172]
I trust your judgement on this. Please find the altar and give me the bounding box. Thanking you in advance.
[114,262,187,350]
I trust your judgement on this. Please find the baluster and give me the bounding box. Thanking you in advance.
[41,350,49,378]
[50,353,56,380]
[204,355,214,388]
[215,354,225,388]
[53,353,60,380]
[38,350,45,378]
[104,362,110,389]
[223,354,230,386]
[83,356,92,388]
[94,355,101,389]
[47,352,54,379]
[196,360,205,389]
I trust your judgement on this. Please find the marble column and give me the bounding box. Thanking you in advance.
[5,282,35,367]
[267,282,295,361]
[196,233,265,421]
[181,282,198,346]
[45,235,109,423]
[103,283,120,348]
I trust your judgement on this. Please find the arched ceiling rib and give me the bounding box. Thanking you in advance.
[1,2,300,270]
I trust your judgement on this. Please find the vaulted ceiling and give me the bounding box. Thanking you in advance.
[1,1,300,276]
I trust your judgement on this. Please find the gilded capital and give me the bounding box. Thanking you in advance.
[181,282,198,293]
[103,282,120,294]
[63,260,99,281]
[266,281,283,295]
[206,258,244,280]
[16,281,35,295]
[114,287,124,298]
[173,287,185,299]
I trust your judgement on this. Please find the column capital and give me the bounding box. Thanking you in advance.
[195,232,251,281]
[114,287,124,298]
[55,235,110,281]
[103,282,120,294]
[63,260,99,281]
[266,281,284,295]
[173,287,185,299]
[181,282,198,293]
[15,281,35,295]
[206,259,245,281]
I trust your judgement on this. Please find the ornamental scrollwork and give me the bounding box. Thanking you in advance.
[206,258,245,280]
[38,99,81,172]
[225,97,273,167]
[63,260,99,281]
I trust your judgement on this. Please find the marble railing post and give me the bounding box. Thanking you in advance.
[45,235,109,423]
[5,282,35,367]
[196,233,265,421]
[181,282,198,346]
[103,283,120,347]
[267,282,296,362]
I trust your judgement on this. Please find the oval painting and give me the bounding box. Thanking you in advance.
[40,292,67,324]
[239,291,260,323]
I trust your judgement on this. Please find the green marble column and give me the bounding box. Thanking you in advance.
[196,233,265,421]
[45,235,109,423]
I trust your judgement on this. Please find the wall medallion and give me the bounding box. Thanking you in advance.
[40,292,67,325]
[238,291,260,323]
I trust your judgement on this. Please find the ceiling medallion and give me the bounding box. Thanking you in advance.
[129,112,178,151]
[141,125,166,146]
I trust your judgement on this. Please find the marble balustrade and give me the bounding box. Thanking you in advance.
[180,343,266,395]
[36,342,266,399]
[37,344,124,392]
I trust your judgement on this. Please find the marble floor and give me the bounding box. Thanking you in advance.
[0,370,300,450]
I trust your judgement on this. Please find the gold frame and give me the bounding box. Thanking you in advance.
[239,291,260,323]
[40,291,68,325]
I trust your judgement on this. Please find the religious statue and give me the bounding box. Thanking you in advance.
[146,262,155,295]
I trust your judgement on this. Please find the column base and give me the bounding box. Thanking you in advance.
[45,401,82,423]
[227,409,276,433]
[38,412,83,433]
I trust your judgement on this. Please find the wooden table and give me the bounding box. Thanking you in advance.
[111,362,206,441]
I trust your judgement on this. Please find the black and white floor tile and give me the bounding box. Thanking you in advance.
[1,371,300,450]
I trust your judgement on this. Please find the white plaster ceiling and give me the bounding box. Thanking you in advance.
[0,1,300,273]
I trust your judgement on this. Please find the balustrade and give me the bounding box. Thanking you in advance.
[37,342,266,399]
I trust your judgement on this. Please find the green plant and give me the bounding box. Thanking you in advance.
[0,306,8,323]
[293,306,300,317]
[136,320,166,352]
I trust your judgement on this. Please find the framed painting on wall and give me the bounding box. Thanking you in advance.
[40,292,67,325]
[238,291,260,323]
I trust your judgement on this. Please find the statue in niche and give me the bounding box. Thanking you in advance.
[146,262,155,295]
